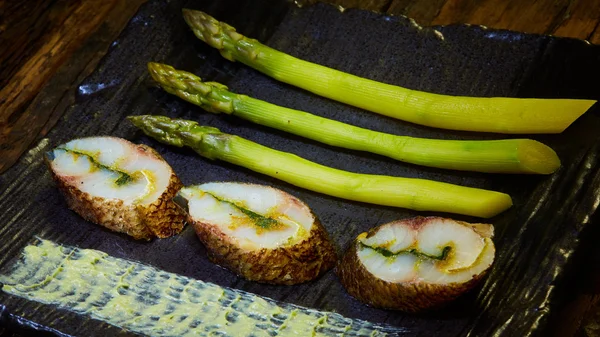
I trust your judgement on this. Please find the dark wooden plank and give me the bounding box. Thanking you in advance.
[553,0,600,44]
[0,0,118,173]
[431,0,570,32]
[593,27,600,44]
[0,1,77,88]
[385,0,600,45]
[387,0,448,24]
[0,0,147,174]
[31,0,149,148]
[311,0,392,11]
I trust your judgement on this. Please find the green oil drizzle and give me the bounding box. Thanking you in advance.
[360,242,452,261]
[204,191,284,230]
[114,173,134,186]
[57,147,134,186]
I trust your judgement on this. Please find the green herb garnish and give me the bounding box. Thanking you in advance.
[57,148,135,187]
[360,242,452,261]
[114,174,134,186]
[204,191,284,230]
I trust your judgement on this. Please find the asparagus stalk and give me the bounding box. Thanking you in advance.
[148,62,560,174]
[129,115,513,218]
[182,9,596,134]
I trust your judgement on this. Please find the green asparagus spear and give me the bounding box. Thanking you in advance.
[148,62,560,174]
[182,9,596,134]
[129,115,513,218]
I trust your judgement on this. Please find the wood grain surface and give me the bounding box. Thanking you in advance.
[325,0,600,43]
[0,1,598,336]
[1,0,115,170]
[0,0,146,174]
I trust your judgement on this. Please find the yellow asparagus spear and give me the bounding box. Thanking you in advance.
[182,9,596,134]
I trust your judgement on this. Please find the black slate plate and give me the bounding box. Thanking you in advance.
[1,0,599,336]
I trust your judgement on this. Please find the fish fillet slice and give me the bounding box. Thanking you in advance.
[178,182,337,285]
[46,136,185,240]
[337,217,495,312]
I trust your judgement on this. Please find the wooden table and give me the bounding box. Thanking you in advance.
[0,1,599,336]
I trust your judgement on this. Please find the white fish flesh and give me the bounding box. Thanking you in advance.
[46,136,185,239]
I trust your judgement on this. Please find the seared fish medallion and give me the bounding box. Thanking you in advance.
[177,182,337,285]
[45,137,185,240]
[337,217,495,312]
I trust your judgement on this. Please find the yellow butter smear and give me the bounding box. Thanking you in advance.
[0,240,402,337]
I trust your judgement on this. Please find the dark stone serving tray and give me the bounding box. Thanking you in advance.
[1,0,599,336]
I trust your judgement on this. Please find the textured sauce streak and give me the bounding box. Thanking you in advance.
[0,239,402,337]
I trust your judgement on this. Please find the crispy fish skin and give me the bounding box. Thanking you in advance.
[46,142,185,240]
[190,213,337,285]
[336,217,494,312]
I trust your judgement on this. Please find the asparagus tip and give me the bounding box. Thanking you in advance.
[146,63,236,114]
[182,9,247,62]
[182,9,221,46]
[126,115,141,123]
[147,61,161,70]
[127,115,152,130]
